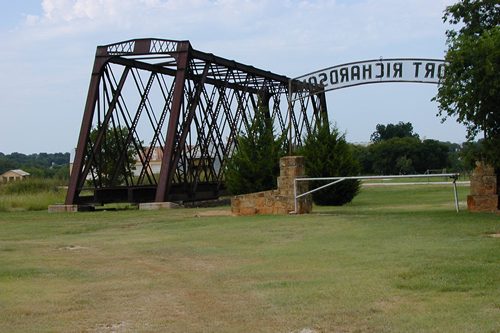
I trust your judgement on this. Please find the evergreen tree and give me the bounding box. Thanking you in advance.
[299,120,360,206]
[225,100,285,195]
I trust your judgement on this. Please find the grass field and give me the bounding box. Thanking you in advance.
[0,179,66,212]
[0,184,499,332]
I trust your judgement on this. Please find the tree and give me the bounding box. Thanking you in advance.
[434,0,500,168]
[0,157,16,175]
[89,126,137,186]
[299,121,360,206]
[368,136,451,175]
[362,122,456,174]
[370,121,419,143]
[459,140,486,171]
[441,141,463,172]
[414,139,450,173]
[350,143,373,175]
[370,137,420,174]
[0,152,70,178]
[225,100,285,195]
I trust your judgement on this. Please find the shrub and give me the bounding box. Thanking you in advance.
[0,178,65,195]
[225,100,285,195]
[298,121,360,206]
[0,178,62,195]
[0,178,66,211]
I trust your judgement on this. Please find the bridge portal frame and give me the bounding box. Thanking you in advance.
[66,38,326,205]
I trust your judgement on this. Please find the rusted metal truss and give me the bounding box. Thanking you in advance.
[66,38,327,205]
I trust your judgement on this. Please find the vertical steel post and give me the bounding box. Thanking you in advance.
[65,48,109,205]
[453,178,460,212]
[155,42,190,202]
[288,80,293,155]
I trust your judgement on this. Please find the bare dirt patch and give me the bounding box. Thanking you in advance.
[290,329,318,333]
[487,233,500,238]
[57,245,90,251]
[91,321,127,333]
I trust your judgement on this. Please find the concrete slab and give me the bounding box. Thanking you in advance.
[48,205,79,213]
[48,205,95,212]
[139,202,181,210]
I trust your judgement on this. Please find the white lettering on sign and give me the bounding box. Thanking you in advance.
[295,59,446,92]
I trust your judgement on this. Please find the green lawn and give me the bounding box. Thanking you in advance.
[0,185,499,332]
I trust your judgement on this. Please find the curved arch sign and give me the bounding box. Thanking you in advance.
[295,58,445,92]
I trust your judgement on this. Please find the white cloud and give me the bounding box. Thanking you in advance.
[24,0,454,43]
[12,0,459,78]
[0,0,465,153]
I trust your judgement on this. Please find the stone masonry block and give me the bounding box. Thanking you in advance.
[468,162,499,213]
[470,176,497,195]
[467,195,499,212]
[230,155,310,215]
[472,162,495,177]
[257,206,274,215]
[255,196,266,207]
[239,207,257,216]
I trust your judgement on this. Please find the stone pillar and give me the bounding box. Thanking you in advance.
[231,155,312,215]
[467,162,499,212]
[277,156,312,214]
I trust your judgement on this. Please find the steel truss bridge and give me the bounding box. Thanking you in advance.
[66,38,327,205]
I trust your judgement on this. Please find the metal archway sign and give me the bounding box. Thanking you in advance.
[293,58,446,93]
[286,58,446,153]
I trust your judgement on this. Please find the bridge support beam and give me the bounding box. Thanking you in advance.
[64,38,325,206]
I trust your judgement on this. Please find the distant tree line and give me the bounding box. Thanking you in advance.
[0,120,484,185]
[0,152,70,179]
[352,121,480,175]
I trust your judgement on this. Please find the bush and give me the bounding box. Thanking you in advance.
[0,191,65,212]
[298,121,360,206]
[0,178,62,195]
[225,100,285,195]
[0,178,66,212]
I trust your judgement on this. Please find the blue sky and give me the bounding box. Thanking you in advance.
[0,0,466,154]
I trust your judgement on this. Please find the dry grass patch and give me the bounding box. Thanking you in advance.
[0,185,499,332]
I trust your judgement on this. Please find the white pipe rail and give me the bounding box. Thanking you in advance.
[294,173,461,213]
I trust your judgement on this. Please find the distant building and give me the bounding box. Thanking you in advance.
[134,146,164,176]
[1,169,30,183]
[134,146,222,178]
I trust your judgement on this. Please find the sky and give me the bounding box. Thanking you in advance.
[0,0,467,154]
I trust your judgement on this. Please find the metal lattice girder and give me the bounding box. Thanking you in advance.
[66,38,326,205]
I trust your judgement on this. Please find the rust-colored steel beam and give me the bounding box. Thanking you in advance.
[155,41,190,202]
[65,52,109,205]
[66,38,326,205]
[163,62,210,200]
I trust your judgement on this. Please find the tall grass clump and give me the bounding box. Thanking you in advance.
[0,178,67,211]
